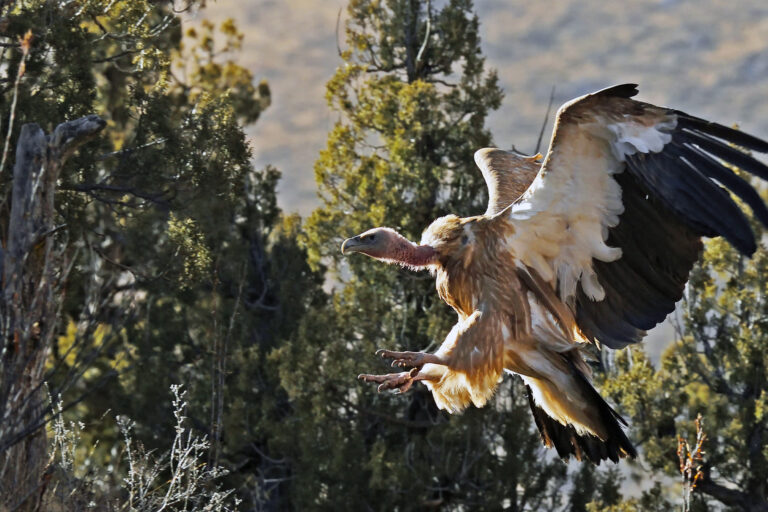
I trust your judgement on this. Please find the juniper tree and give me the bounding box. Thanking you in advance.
[0,1,315,508]
[272,0,580,508]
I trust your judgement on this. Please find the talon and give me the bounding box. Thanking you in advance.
[358,370,418,394]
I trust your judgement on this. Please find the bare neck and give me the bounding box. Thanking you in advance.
[389,239,437,268]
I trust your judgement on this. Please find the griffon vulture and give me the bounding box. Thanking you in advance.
[341,84,768,463]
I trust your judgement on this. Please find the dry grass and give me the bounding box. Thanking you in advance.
[42,385,240,511]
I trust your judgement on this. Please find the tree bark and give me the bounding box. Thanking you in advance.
[0,115,104,511]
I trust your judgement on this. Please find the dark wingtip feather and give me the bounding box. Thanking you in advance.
[678,129,768,181]
[593,83,639,99]
[570,363,638,459]
[681,144,768,229]
[676,113,768,154]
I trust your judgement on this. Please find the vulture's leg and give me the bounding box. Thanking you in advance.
[375,349,446,369]
[358,368,435,394]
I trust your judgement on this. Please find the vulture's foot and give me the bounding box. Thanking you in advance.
[358,368,420,394]
[375,349,444,369]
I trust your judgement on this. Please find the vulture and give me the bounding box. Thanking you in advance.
[341,84,768,464]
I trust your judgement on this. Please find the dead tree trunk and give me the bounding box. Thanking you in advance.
[0,115,104,511]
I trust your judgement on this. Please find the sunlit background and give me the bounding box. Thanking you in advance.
[200,0,768,216]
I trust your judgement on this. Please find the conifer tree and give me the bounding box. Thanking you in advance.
[273,0,578,508]
[0,1,318,507]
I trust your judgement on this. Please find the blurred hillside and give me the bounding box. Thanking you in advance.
[199,0,768,216]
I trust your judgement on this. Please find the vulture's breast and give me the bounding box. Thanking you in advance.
[434,221,511,317]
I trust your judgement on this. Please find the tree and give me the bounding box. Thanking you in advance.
[0,112,106,511]
[601,189,768,511]
[270,0,583,508]
[0,1,317,508]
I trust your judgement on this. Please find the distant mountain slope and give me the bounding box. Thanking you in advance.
[199,0,768,217]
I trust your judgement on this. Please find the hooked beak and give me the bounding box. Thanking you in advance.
[341,236,365,255]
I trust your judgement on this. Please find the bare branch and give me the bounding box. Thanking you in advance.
[335,8,343,58]
[63,182,171,207]
[0,30,32,178]
[92,49,139,64]
[534,85,555,155]
[415,0,431,65]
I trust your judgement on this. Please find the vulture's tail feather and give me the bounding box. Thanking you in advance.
[525,367,636,464]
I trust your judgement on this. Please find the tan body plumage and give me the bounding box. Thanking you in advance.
[418,213,605,438]
[342,84,768,463]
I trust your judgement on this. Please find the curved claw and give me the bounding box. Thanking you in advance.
[358,368,419,394]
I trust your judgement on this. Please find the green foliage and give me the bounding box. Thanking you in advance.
[0,0,319,508]
[585,482,671,512]
[167,212,213,287]
[177,19,271,125]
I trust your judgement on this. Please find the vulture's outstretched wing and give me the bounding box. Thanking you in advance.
[474,148,540,215]
[504,84,768,349]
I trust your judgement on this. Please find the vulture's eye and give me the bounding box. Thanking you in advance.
[369,234,377,241]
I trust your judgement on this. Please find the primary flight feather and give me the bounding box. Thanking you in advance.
[341,84,768,464]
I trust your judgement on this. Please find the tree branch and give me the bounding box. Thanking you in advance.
[696,474,762,511]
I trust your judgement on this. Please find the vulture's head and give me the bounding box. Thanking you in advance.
[341,227,437,268]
